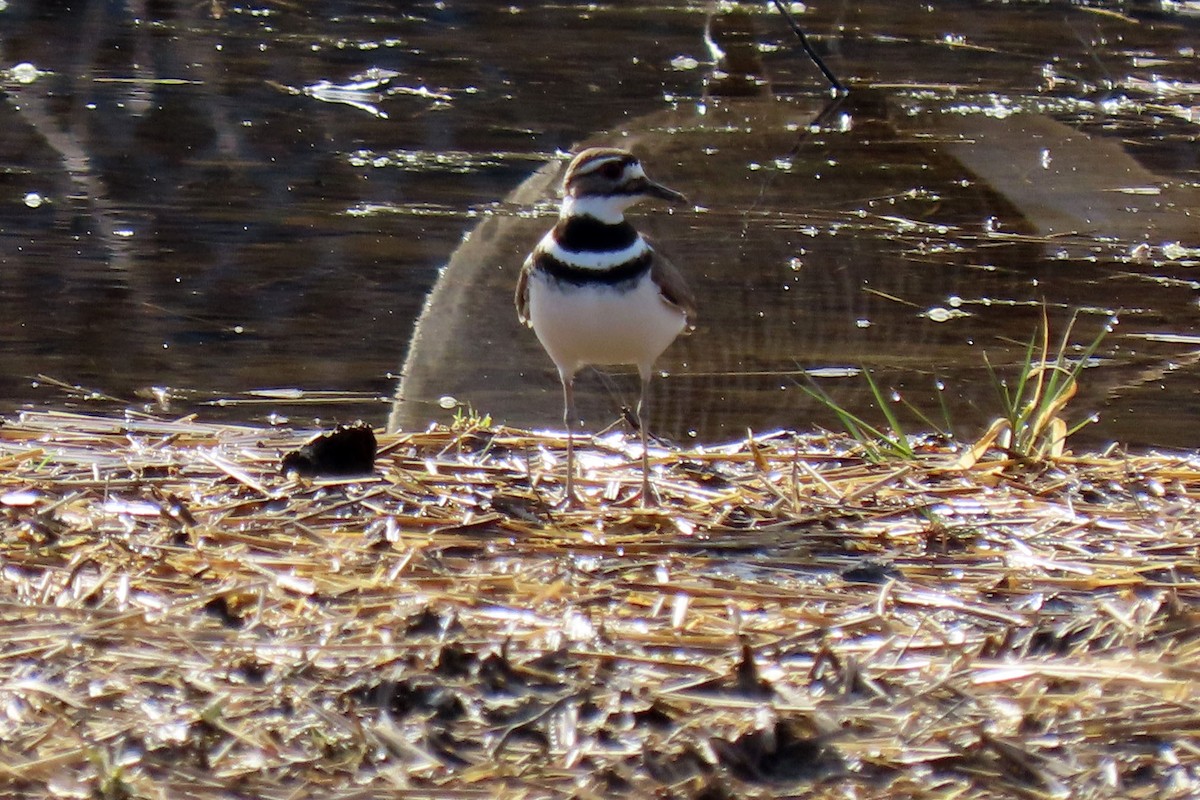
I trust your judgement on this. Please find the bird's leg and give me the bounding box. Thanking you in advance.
[561,373,579,507]
[636,370,655,507]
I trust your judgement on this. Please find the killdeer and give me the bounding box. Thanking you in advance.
[515,147,696,505]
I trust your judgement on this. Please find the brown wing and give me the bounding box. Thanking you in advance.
[514,254,534,326]
[649,246,697,332]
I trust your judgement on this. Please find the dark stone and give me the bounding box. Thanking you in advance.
[281,422,376,477]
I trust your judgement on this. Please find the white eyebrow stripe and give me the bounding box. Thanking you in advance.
[574,155,628,176]
[540,231,649,270]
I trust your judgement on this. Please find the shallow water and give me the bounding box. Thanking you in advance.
[2,1,1199,448]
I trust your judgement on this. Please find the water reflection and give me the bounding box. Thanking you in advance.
[2,1,1198,448]
[392,4,1200,448]
[389,86,1178,445]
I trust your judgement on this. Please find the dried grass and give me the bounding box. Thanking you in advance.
[1,410,1198,798]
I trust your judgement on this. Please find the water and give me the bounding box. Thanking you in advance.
[2,1,1198,449]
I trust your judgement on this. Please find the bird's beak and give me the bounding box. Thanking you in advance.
[639,178,688,205]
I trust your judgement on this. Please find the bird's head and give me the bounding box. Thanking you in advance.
[561,147,686,223]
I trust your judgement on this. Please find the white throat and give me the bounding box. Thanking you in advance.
[560,195,630,225]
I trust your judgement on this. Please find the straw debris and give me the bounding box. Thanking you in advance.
[1,410,1198,798]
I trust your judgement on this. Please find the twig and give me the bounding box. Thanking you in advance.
[769,0,845,94]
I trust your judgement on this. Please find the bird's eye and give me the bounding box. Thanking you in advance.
[600,162,624,180]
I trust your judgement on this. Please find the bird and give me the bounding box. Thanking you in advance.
[515,146,696,506]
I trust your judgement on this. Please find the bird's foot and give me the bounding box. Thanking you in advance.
[555,485,583,511]
[634,479,660,509]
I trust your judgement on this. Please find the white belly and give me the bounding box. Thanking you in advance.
[527,273,687,378]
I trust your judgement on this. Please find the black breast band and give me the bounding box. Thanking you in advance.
[535,250,652,286]
[553,217,639,252]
